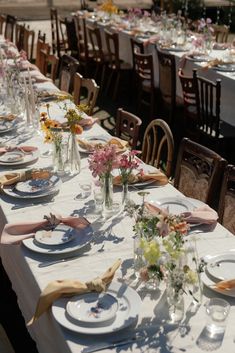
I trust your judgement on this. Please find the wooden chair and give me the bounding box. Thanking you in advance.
[87,24,108,88]
[115,108,142,150]
[35,38,50,72]
[38,30,46,43]
[104,29,132,101]
[0,14,6,35]
[133,51,156,121]
[22,25,35,62]
[58,54,79,93]
[218,164,235,235]
[73,14,94,76]
[156,46,183,124]
[40,50,59,82]
[212,24,229,43]
[5,14,17,42]
[174,137,227,207]
[50,7,67,57]
[15,23,24,51]
[130,37,144,66]
[73,72,100,115]
[64,17,78,58]
[141,118,174,178]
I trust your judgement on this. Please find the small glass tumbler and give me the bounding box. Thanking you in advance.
[205,298,230,336]
[93,183,104,212]
[75,181,92,200]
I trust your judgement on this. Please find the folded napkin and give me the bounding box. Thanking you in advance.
[143,34,160,46]
[77,137,129,152]
[27,259,121,325]
[79,117,99,129]
[1,215,90,245]
[113,171,168,186]
[0,113,16,121]
[181,205,218,225]
[0,169,51,187]
[213,279,235,291]
[0,145,38,155]
[202,58,232,70]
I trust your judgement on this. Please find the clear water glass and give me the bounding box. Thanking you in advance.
[93,184,104,212]
[205,298,230,335]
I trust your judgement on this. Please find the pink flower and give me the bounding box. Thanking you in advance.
[88,144,119,178]
[117,150,141,183]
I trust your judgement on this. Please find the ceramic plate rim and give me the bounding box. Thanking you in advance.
[0,148,39,166]
[206,253,235,282]
[149,196,195,214]
[0,151,24,163]
[66,292,118,324]
[0,120,16,134]
[34,225,76,246]
[78,135,109,153]
[201,270,235,298]
[214,64,235,72]
[15,176,57,195]
[52,282,141,334]
[1,175,61,199]
[22,224,93,255]
[186,55,212,62]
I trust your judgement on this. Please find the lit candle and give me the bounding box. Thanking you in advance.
[23,76,31,125]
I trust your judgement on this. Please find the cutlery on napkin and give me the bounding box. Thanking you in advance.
[0,168,51,186]
[79,117,99,128]
[1,215,90,245]
[213,279,235,291]
[113,171,168,186]
[0,113,16,121]
[77,137,129,152]
[27,258,121,325]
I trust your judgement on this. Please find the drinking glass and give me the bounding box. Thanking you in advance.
[205,298,230,336]
[74,181,92,200]
[93,183,104,212]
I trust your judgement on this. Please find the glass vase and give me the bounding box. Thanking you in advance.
[102,174,113,216]
[53,139,64,173]
[166,279,185,323]
[122,181,130,205]
[67,133,81,175]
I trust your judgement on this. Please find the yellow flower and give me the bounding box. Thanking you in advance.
[99,0,118,14]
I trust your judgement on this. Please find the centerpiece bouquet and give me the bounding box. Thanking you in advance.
[99,0,118,16]
[193,18,214,53]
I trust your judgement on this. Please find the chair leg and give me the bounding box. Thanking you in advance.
[105,69,113,96]
[112,71,120,101]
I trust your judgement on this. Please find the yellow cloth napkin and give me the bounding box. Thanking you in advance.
[202,58,234,70]
[113,171,168,186]
[27,259,122,325]
[214,279,235,291]
[0,169,51,186]
[0,113,16,121]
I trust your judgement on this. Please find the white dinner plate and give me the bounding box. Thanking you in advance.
[1,175,61,199]
[35,225,76,246]
[52,282,141,334]
[201,268,235,298]
[206,253,235,282]
[15,176,57,195]
[0,120,17,134]
[77,135,109,153]
[22,224,93,255]
[0,149,39,166]
[66,292,118,325]
[162,45,187,52]
[0,151,24,163]
[149,197,195,215]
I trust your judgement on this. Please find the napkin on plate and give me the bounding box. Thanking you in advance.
[0,113,17,121]
[213,279,235,291]
[0,169,51,186]
[77,137,129,152]
[0,145,38,155]
[79,117,99,129]
[113,171,168,186]
[1,215,90,245]
[202,58,233,70]
[27,259,121,325]
[181,205,218,225]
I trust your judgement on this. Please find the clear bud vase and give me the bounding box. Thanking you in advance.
[102,174,113,216]
[122,181,130,205]
[53,140,64,173]
[166,277,185,323]
[68,133,81,175]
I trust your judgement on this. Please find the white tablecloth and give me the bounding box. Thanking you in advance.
[0,81,235,353]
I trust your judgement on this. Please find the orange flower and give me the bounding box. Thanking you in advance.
[72,124,83,135]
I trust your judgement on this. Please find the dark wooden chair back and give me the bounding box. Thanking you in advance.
[36,40,50,71]
[38,30,46,43]
[212,24,229,43]
[22,25,35,62]
[73,72,100,115]
[218,164,235,235]
[87,24,104,64]
[64,17,78,56]
[58,54,79,93]
[5,14,17,42]
[104,29,120,70]
[116,108,142,150]
[141,118,174,178]
[15,23,24,51]
[40,50,59,82]
[174,137,227,207]
[50,7,67,57]
[130,37,144,66]
[157,47,176,122]
[0,14,6,35]
[133,51,154,88]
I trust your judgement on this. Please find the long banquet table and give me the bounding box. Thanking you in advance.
[0,63,235,353]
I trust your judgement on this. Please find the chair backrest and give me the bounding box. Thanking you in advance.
[104,29,120,69]
[50,7,61,57]
[73,72,100,115]
[35,39,50,71]
[87,24,104,63]
[212,24,229,43]
[130,37,144,66]
[58,54,79,93]
[15,23,24,51]
[141,118,174,178]
[40,50,59,82]
[22,25,35,62]
[38,30,46,43]
[64,17,78,55]
[0,14,6,35]
[5,14,17,42]
[218,164,235,235]
[156,46,176,120]
[73,14,89,62]
[196,72,221,138]
[174,137,227,207]
[133,51,155,90]
[116,108,142,150]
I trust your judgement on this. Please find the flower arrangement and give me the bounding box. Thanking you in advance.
[118,150,141,184]
[99,0,118,15]
[126,196,204,302]
[88,144,119,179]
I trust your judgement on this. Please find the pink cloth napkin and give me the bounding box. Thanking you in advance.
[79,117,99,129]
[1,217,90,245]
[181,205,218,225]
[0,146,38,154]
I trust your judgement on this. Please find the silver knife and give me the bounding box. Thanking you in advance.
[81,335,145,353]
